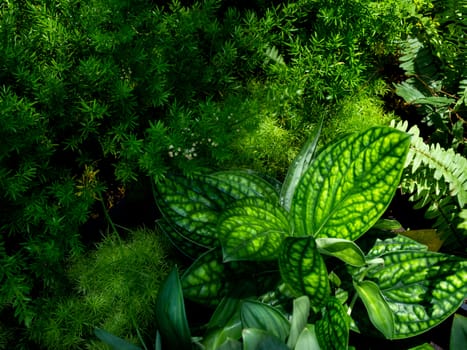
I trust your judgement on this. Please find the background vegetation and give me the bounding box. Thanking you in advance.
[0,0,465,349]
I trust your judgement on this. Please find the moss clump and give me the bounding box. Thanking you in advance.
[29,227,173,350]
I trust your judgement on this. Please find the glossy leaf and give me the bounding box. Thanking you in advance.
[281,119,323,211]
[287,296,311,349]
[94,328,142,350]
[353,280,394,339]
[279,236,330,308]
[219,197,290,261]
[295,326,321,350]
[291,127,411,240]
[181,249,226,305]
[316,297,350,350]
[207,170,280,202]
[242,329,289,350]
[365,250,467,339]
[240,300,290,342]
[155,268,192,349]
[217,338,242,350]
[316,238,366,267]
[365,234,427,260]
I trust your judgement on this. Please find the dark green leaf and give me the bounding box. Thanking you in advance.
[241,300,290,342]
[156,175,231,248]
[450,314,467,350]
[365,251,467,338]
[291,127,411,240]
[219,198,290,261]
[280,119,323,211]
[353,280,394,339]
[316,238,366,267]
[242,328,289,350]
[279,236,330,308]
[155,268,192,349]
[94,328,142,350]
[182,249,226,305]
[316,297,350,350]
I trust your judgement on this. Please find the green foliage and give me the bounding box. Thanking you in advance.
[391,120,467,251]
[394,0,467,154]
[153,126,467,348]
[28,227,172,350]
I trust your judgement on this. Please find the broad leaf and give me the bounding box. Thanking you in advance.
[241,300,290,342]
[365,250,467,339]
[207,170,280,202]
[291,127,411,240]
[281,119,323,211]
[295,326,321,350]
[353,280,394,339]
[287,296,311,349]
[279,236,330,308]
[365,233,427,260]
[219,197,290,261]
[315,297,350,350]
[156,175,231,248]
[242,329,289,350]
[316,238,366,267]
[181,249,226,305]
[155,268,192,349]
[94,328,142,350]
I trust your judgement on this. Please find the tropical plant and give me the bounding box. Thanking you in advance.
[97,125,467,349]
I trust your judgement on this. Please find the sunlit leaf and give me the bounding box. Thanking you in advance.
[279,236,330,308]
[398,229,444,252]
[316,238,366,266]
[219,197,290,261]
[365,250,467,338]
[281,119,323,211]
[291,127,410,240]
[353,280,394,339]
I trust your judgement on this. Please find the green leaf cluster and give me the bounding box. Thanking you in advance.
[149,126,467,348]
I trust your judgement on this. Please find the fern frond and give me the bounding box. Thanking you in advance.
[392,120,467,207]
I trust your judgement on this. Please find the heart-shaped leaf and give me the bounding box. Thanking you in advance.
[315,297,350,350]
[181,249,226,305]
[291,127,411,240]
[219,197,290,261]
[316,238,366,267]
[364,250,467,338]
[279,236,330,308]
